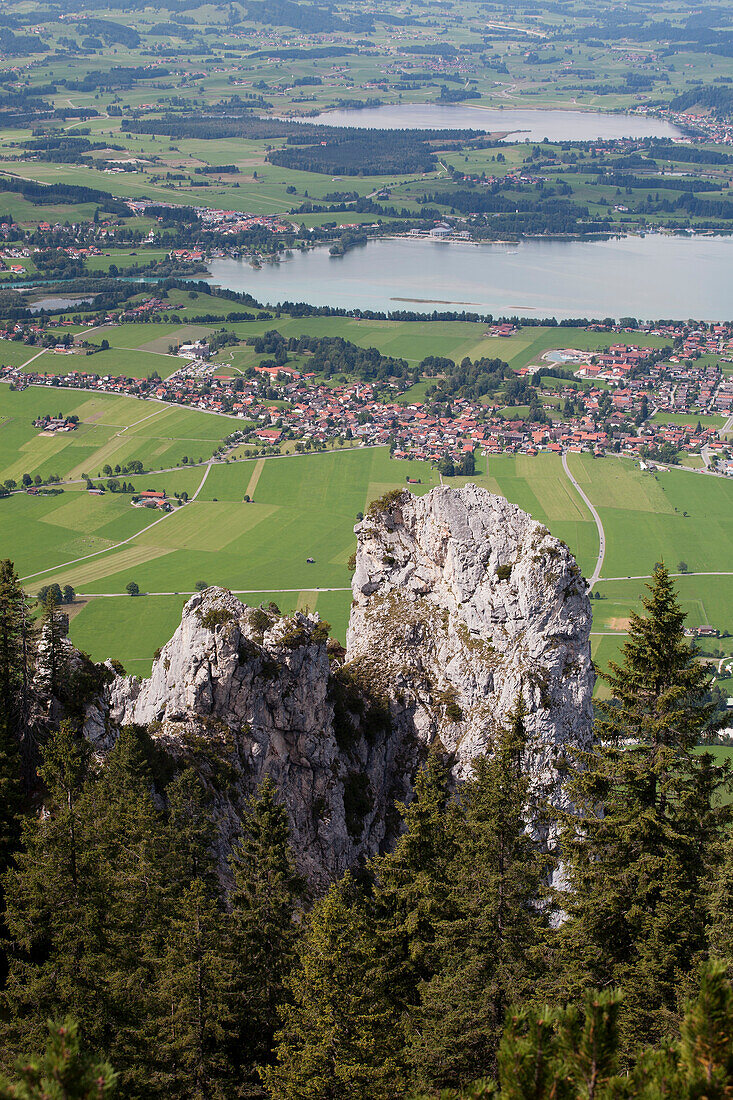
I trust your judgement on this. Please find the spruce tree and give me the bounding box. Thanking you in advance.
[0,560,33,782]
[0,1017,117,1099]
[369,746,456,1017]
[2,723,104,1059]
[263,873,403,1100]
[83,728,171,1098]
[155,878,233,1100]
[226,778,303,1094]
[408,704,549,1091]
[558,564,731,1052]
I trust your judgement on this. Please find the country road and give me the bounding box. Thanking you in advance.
[21,460,215,585]
[562,451,605,589]
[73,587,353,598]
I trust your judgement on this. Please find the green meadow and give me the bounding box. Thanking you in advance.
[2,377,732,679]
[0,387,235,484]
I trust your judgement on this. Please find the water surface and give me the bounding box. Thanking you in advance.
[207,235,733,321]
[301,104,684,142]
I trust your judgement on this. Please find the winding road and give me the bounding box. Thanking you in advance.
[562,452,605,589]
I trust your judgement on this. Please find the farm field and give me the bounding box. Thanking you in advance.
[79,314,663,374]
[4,426,732,682]
[566,454,733,585]
[0,387,236,484]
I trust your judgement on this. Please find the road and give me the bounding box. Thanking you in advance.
[74,587,352,598]
[21,460,215,585]
[562,451,605,589]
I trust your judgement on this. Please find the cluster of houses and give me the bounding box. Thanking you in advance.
[126,199,293,237]
[2,316,732,471]
[32,414,77,434]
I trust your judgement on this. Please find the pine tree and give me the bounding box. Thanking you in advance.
[558,564,732,1053]
[263,873,403,1100]
[0,1017,117,1100]
[369,746,456,1018]
[226,778,303,1095]
[496,988,622,1100]
[408,703,549,1091]
[677,962,733,1096]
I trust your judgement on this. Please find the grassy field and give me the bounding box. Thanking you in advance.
[567,455,733,584]
[0,387,236,484]
[6,431,733,684]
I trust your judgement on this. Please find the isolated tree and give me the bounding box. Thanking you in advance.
[125,581,139,597]
[558,564,731,1052]
[264,874,403,1100]
[226,779,303,1091]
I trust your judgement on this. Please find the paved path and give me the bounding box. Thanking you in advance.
[190,460,213,501]
[21,461,214,584]
[561,452,605,589]
[74,587,352,597]
[601,571,733,582]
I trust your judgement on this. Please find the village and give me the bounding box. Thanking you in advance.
[1,309,732,479]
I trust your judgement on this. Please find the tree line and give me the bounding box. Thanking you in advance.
[0,561,732,1096]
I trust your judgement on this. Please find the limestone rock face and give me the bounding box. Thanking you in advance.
[84,589,408,888]
[84,485,594,885]
[347,485,594,812]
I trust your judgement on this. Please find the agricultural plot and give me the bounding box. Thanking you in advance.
[566,455,733,581]
[5,433,733,681]
[0,387,235,483]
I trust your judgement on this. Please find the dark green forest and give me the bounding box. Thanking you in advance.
[0,561,733,1098]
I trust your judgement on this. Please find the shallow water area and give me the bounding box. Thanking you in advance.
[206,235,733,321]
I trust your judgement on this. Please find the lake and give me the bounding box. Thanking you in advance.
[299,104,684,142]
[206,236,733,321]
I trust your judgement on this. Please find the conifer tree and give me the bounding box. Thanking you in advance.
[558,564,731,1052]
[710,828,733,983]
[38,589,65,701]
[263,873,403,1100]
[0,560,34,782]
[408,703,549,1091]
[155,878,233,1100]
[165,767,219,891]
[678,962,733,1095]
[83,728,171,1097]
[226,778,303,1094]
[0,1017,117,1099]
[370,746,456,1017]
[3,723,104,1058]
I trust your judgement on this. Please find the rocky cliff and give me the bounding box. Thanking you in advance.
[83,484,594,886]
